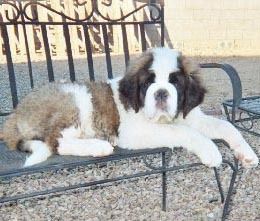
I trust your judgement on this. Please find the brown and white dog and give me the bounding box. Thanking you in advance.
[3,48,259,168]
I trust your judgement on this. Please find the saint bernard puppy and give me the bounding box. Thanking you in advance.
[2,48,259,168]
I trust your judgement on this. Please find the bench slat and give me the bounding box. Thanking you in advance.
[139,23,146,52]
[1,25,18,108]
[41,24,55,82]
[63,24,76,82]
[121,24,130,67]
[102,24,113,79]
[83,24,95,81]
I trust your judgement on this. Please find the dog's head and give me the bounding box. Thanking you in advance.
[119,48,206,123]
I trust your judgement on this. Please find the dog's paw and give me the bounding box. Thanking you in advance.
[198,145,222,168]
[91,140,114,157]
[24,156,37,167]
[234,144,259,168]
[108,136,118,147]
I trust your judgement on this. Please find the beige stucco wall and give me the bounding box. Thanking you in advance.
[164,0,260,56]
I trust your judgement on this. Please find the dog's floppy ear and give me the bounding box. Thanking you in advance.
[119,51,153,113]
[183,74,206,118]
[119,73,140,112]
[178,56,206,118]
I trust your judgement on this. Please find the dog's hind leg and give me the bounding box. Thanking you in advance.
[57,138,114,157]
[23,140,52,167]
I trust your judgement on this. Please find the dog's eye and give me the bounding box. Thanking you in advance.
[169,71,182,85]
[172,78,178,84]
[169,75,179,85]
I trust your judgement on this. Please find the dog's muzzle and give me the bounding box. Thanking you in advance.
[144,83,178,123]
[154,89,169,111]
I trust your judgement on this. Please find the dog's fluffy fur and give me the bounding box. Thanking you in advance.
[3,47,259,168]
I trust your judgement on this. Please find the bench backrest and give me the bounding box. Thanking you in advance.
[0,0,164,117]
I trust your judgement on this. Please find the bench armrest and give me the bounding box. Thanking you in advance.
[199,63,242,109]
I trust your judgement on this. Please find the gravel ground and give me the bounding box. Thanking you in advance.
[0,54,260,220]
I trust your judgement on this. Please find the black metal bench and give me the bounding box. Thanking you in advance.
[0,1,242,220]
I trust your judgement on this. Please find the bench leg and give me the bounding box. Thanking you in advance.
[221,164,238,221]
[162,152,167,211]
[213,159,239,221]
[213,167,225,203]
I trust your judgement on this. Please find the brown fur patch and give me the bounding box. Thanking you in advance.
[125,51,153,77]
[119,51,153,112]
[3,83,79,152]
[88,82,120,145]
[174,55,206,117]
[178,55,200,75]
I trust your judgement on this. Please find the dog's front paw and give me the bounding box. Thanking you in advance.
[91,140,114,157]
[198,145,223,168]
[234,143,259,168]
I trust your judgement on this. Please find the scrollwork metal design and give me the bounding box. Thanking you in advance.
[75,0,88,6]
[101,0,112,7]
[0,0,163,23]
[0,2,21,22]
[22,1,94,22]
[94,1,162,22]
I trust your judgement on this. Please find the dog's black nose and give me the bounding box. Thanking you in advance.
[154,89,169,101]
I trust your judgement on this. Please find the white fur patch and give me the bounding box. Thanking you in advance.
[57,138,114,157]
[24,141,52,167]
[144,82,178,122]
[150,47,180,82]
[116,112,222,167]
[60,83,95,137]
[60,126,82,138]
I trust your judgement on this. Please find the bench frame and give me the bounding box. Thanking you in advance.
[223,96,260,136]
[0,1,242,220]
